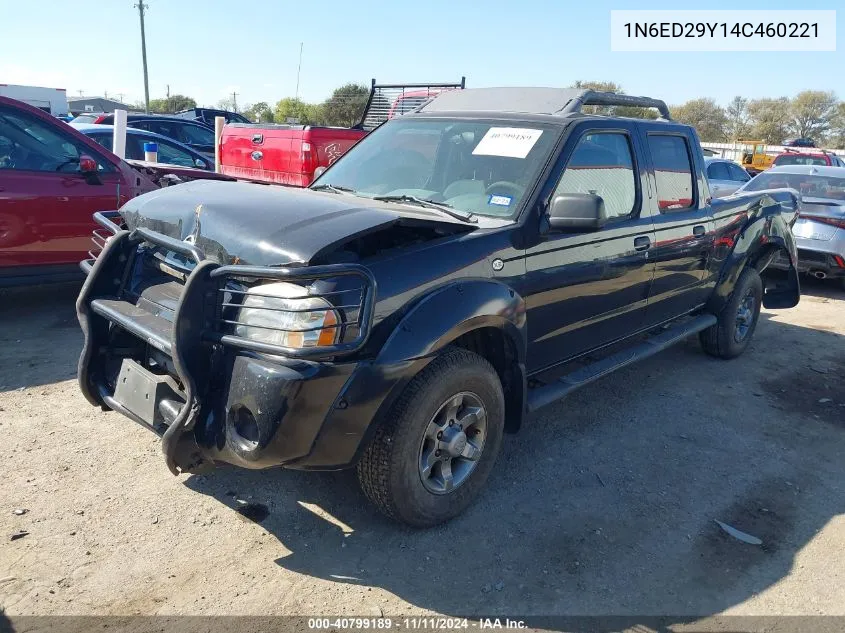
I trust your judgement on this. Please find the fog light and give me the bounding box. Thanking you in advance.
[229,406,259,449]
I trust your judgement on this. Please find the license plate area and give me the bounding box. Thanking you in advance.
[113,358,184,429]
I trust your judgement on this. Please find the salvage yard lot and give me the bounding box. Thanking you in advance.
[1,279,844,618]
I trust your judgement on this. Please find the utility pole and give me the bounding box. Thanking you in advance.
[134,1,151,114]
[295,42,303,101]
[116,92,125,103]
[231,91,238,112]
[104,90,109,99]
[166,84,170,98]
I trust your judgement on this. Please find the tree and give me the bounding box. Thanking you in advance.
[746,97,791,143]
[724,96,750,141]
[243,101,274,123]
[216,97,238,112]
[320,83,369,127]
[147,94,196,114]
[828,102,845,149]
[788,90,838,141]
[671,98,728,142]
[274,98,317,124]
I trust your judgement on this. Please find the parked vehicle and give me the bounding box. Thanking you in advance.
[72,123,213,170]
[174,108,251,128]
[772,149,845,168]
[783,138,815,148]
[0,84,68,117]
[704,157,751,197]
[85,114,216,159]
[737,139,775,175]
[0,97,226,286]
[77,88,801,526]
[743,165,845,289]
[220,79,465,186]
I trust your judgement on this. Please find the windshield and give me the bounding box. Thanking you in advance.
[310,118,560,218]
[743,172,845,200]
[773,154,828,167]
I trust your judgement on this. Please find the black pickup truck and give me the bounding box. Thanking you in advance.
[77,88,801,527]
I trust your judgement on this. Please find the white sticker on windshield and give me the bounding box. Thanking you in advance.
[472,127,543,159]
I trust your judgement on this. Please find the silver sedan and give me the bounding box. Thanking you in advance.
[705,157,752,198]
[738,165,845,289]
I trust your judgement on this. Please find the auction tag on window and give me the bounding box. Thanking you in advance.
[472,127,543,159]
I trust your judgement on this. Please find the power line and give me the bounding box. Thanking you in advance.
[134,1,150,114]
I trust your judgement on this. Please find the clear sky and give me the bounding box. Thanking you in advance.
[1,0,841,108]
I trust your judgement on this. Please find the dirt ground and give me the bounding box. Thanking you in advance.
[1,276,844,622]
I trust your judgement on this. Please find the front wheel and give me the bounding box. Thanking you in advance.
[356,348,505,527]
[700,267,763,359]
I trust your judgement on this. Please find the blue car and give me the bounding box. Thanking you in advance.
[70,123,213,170]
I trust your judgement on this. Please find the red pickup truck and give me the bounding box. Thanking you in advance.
[0,96,229,286]
[219,79,465,187]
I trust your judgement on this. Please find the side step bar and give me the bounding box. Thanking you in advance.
[526,314,717,413]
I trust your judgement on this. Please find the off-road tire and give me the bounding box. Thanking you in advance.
[356,347,505,527]
[700,267,763,359]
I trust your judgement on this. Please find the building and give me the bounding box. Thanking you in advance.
[67,97,144,116]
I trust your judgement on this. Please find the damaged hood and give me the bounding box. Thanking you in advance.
[119,179,474,266]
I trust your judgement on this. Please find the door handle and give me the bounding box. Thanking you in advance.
[693,225,706,237]
[634,235,651,251]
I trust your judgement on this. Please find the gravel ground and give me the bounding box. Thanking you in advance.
[1,277,844,622]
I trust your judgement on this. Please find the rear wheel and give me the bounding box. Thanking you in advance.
[356,348,505,527]
[700,267,763,359]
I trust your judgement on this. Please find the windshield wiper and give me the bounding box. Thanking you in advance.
[372,195,476,223]
[311,183,357,194]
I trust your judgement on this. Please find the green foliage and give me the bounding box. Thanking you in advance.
[319,83,370,127]
[724,96,750,141]
[788,90,838,140]
[243,101,274,123]
[147,94,196,114]
[672,98,728,142]
[746,97,791,143]
[274,98,319,125]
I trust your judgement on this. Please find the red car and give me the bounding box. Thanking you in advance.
[0,97,227,286]
[219,79,465,187]
[772,149,845,168]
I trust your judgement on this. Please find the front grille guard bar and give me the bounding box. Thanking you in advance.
[81,211,123,275]
[120,226,377,360]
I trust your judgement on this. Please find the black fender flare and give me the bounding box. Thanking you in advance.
[376,279,528,430]
[376,279,527,366]
[710,191,801,312]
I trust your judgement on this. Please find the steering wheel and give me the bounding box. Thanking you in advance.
[485,181,525,200]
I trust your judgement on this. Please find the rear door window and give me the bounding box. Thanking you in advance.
[648,134,695,212]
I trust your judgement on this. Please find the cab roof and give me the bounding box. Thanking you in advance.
[415,87,672,121]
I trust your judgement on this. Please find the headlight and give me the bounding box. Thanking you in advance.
[234,282,340,349]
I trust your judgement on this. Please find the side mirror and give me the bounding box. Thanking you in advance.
[195,158,206,169]
[313,165,327,179]
[78,154,101,185]
[548,193,607,231]
[79,155,97,173]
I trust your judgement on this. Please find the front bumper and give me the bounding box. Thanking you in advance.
[77,222,383,473]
